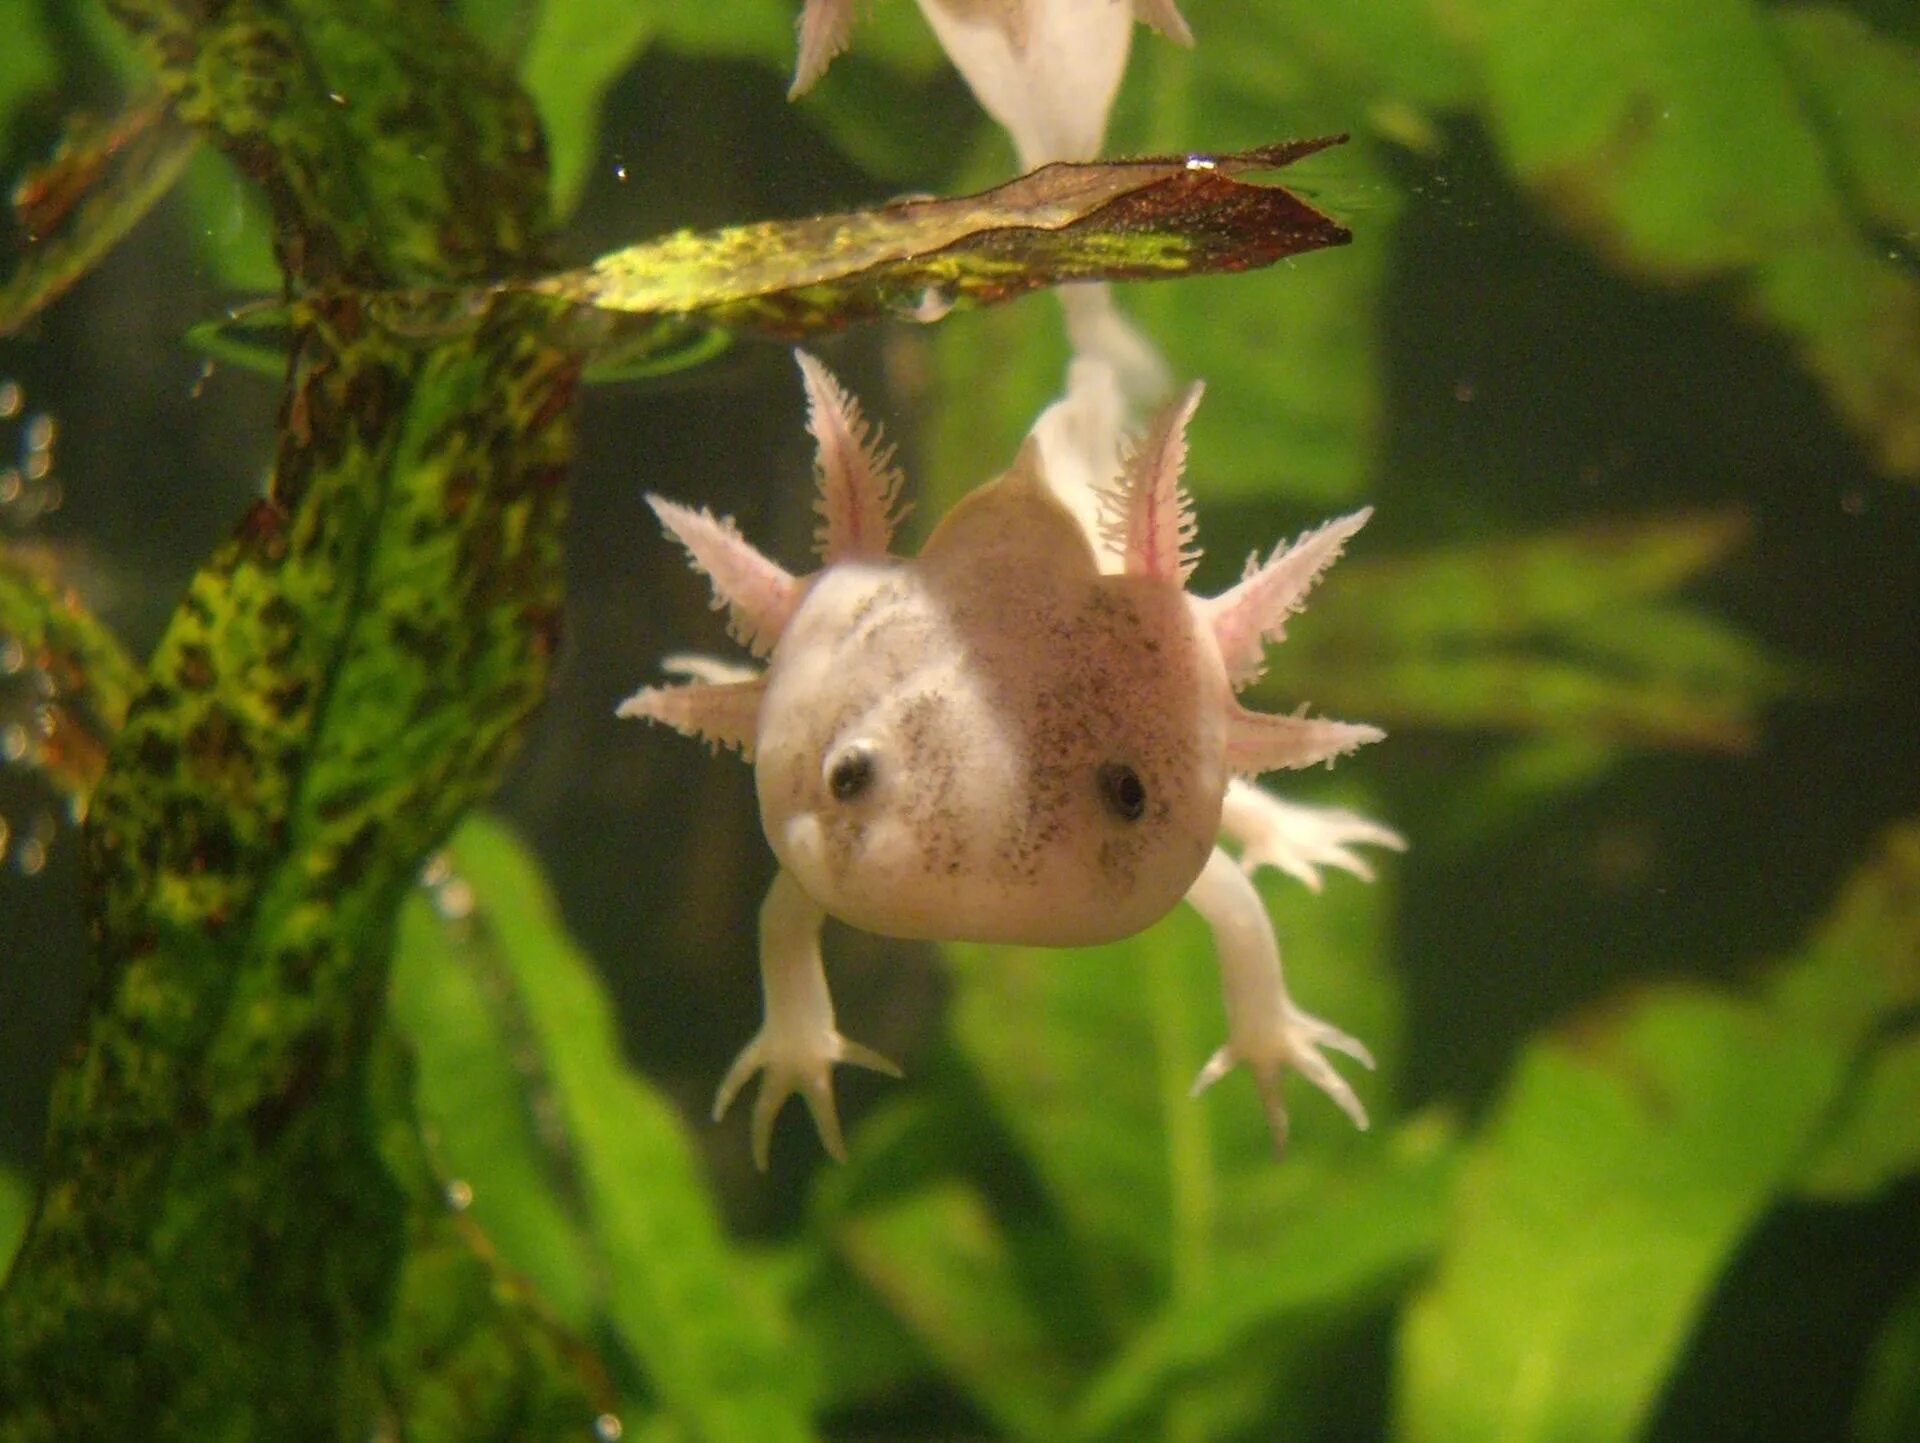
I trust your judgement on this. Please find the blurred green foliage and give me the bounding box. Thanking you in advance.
[2,0,1917,1441]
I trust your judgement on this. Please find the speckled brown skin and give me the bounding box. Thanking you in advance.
[757,456,1226,945]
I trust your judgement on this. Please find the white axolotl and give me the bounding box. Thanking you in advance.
[621,352,1402,1168]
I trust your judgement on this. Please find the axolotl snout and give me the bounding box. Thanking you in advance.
[623,353,1402,1167]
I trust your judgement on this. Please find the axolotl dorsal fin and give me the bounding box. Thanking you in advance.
[917,436,1101,577]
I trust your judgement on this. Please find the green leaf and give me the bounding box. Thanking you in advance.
[1855,1277,1920,1443]
[0,1168,28,1276]
[1796,1031,1920,1201]
[1,95,199,336]
[177,144,278,292]
[410,815,818,1443]
[1071,1119,1453,1441]
[518,1,657,219]
[0,0,603,1434]
[538,139,1354,342]
[0,0,58,161]
[390,869,600,1332]
[0,542,141,805]
[1398,821,1920,1443]
[1773,6,1920,247]
[1457,0,1920,476]
[1279,512,1794,750]
[835,1181,1075,1441]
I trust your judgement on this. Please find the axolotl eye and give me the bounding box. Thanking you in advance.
[1097,762,1147,822]
[826,742,878,802]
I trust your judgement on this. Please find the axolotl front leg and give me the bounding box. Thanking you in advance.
[714,867,902,1169]
[1185,845,1376,1151]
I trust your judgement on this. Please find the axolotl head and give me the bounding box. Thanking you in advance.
[754,458,1230,946]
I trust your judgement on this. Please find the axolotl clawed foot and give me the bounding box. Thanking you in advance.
[714,868,903,1169]
[1184,846,1376,1152]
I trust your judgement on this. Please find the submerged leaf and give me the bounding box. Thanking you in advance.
[1458,0,1920,477]
[836,1182,1074,1441]
[536,138,1353,342]
[0,545,140,805]
[1277,512,1793,751]
[1073,1125,1452,1441]
[402,815,817,1442]
[0,1167,27,1274]
[1855,1278,1920,1443]
[0,93,198,336]
[0,0,601,1434]
[1398,821,1920,1443]
[1795,1030,1920,1202]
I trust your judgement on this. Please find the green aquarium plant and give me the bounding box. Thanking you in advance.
[1,1,1916,1441]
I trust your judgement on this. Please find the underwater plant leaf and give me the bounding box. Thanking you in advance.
[835,1181,1074,1441]
[1398,820,1920,1443]
[0,544,141,805]
[1795,1030,1920,1202]
[405,814,818,1443]
[107,0,552,288]
[1457,0,1920,477]
[177,144,279,292]
[1070,1122,1452,1441]
[947,790,1402,1320]
[1773,6,1920,249]
[0,0,59,162]
[1854,1277,1920,1443]
[1274,512,1792,751]
[518,0,657,217]
[0,0,618,1435]
[537,138,1353,342]
[0,92,198,336]
[0,1167,27,1275]
[390,867,600,1332]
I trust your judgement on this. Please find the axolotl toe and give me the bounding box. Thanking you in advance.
[622,352,1403,1168]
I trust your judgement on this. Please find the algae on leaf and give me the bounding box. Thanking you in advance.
[0,0,604,1434]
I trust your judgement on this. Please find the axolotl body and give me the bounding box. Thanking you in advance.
[622,354,1401,1167]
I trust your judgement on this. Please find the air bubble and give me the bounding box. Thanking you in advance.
[0,380,20,419]
[17,835,46,876]
[433,877,475,920]
[894,287,952,325]
[593,1414,624,1442]
[444,1178,474,1211]
[0,637,23,674]
[1,723,28,762]
[24,413,54,453]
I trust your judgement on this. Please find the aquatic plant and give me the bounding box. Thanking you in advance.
[1,2,1916,1441]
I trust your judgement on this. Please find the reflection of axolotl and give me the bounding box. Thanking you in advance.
[622,353,1401,1167]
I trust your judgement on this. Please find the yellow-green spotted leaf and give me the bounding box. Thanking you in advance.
[539,139,1353,342]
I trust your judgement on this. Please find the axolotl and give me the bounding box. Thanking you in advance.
[621,353,1402,1168]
